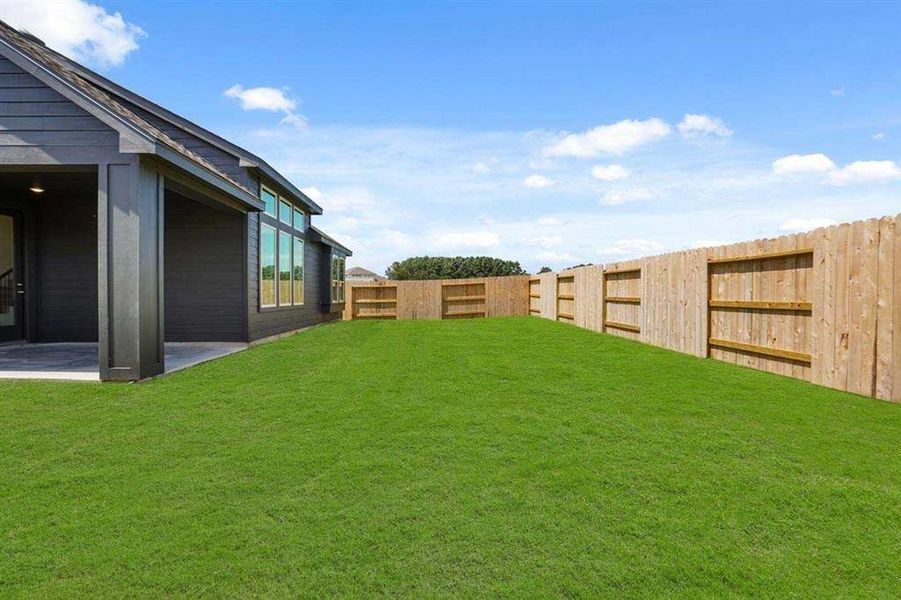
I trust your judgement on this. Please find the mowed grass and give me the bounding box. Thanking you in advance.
[1,317,899,597]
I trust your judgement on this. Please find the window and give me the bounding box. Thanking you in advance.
[262,187,277,217]
[259,183,307,310]
[331,256,338,301]
[260,224,277,307]
[279,231,292,306]
[331,255,346,303]
[293,237,304,305]
[280,200,293,225]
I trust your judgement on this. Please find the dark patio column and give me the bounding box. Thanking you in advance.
[97,158,165,381]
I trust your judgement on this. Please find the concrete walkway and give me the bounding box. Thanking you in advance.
[0,342,247,381]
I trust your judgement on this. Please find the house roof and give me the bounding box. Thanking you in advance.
[0,21,324,216]
[0,20,266,210]
[31,35,323,215]
[309,226,352,256]
[346,267,382,278]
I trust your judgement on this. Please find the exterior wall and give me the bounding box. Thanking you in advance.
[246,211,338,341]
[34,187,98,342]
[164,191,245,342]
[0,57,120,164]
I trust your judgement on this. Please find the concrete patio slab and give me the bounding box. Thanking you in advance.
[0,342,247,381]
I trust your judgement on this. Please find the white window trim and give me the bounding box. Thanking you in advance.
[261,185,278,218]
[260,223,277,308]
[279,200,293,226]
[293,236,304,306]
[331,254,346,303]
[278,230,293,307]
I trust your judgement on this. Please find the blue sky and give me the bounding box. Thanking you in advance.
[4,1,901,272]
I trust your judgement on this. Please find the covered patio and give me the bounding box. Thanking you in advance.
[0,167,251,381]
[0,341,247,381]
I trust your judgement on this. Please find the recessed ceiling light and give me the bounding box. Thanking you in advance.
[29,186,45,193]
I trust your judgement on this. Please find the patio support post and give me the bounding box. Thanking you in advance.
[97,158,165,381]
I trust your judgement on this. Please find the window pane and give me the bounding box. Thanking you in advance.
[261,188,276,217]
[293,237,304,305]
[260,225,276,307]
[331,256,338,301]
[293,208,304,230]
[280,200,292,225]
[279,231,292,306]
[0,215,15,327]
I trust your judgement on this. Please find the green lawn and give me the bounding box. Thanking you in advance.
[1,317,899,597]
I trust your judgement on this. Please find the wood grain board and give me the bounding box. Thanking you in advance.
[603,263,641,340]
[345,276,530,321]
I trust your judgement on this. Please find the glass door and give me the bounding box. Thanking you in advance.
[0,211,24,342]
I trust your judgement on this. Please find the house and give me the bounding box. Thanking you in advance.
[0,22,350,381]
[346,266,385,283]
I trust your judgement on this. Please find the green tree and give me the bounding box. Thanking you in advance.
[385,256,527,280]
[537,266,552,274]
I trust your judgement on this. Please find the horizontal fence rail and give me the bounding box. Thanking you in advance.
[529,214,899,403]
[345,276,531,321]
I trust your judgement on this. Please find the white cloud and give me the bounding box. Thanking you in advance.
[830,87,846,97]
[0,0,145,68]
[773,154,901,185]
[380,229,418,252]
[303,186,380,213]
[523,174,554,188]
[771,153,837,175]
[827,161,901,186]
[536,250,578,263]
[473,162,492,174]
[332,216,361,231]
[678,114,733,138]
[780,218,838,232]
[224,85,296,112]
[591,164,631,181]
[429,231,500,250]
[528,157,554,170]
[536,216,562,226]
[597,239,664,259]
[301,186,323,202]
[873,132,886,141]
[543,118,671,157]
[280,113,309,130]
[224,85,306,130]
[600,187,655,206]
[527,235,563,248]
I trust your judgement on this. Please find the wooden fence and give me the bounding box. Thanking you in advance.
[344,276,530,321]
[531,214,900,403]
[342,214,899,402]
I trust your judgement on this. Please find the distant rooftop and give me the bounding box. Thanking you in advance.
[346,267,385,280]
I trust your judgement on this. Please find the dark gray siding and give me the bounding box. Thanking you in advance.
[35,189,98,342]
[164,191,246,341]
[246,211,338,341]
[118,99,258,193]
[0,57,119,162]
